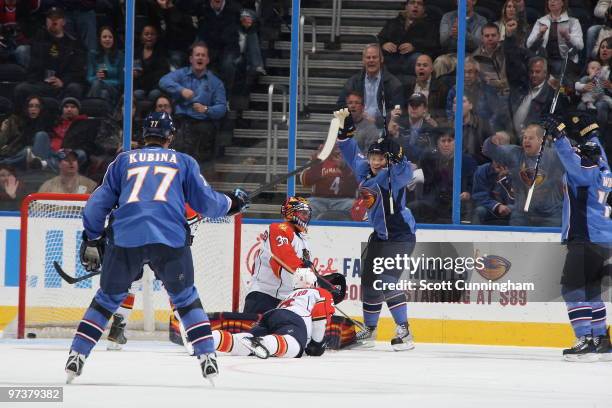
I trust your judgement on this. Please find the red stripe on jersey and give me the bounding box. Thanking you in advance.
[273,335,288,357]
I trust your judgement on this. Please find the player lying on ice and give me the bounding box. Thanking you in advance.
[213,268,347,358]
[64,111,249,384]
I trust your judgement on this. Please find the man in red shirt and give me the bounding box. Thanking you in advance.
[300,145,358,220]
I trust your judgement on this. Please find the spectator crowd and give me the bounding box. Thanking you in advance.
[1,0,611,228]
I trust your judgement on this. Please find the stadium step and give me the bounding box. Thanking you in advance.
[215,162,309,174]
[225,146,313,159]
[265,40,369,54]
[300,7,398,19]
[267,58,362,70]
[241,110,333,125]
[234,128,327,141]
[209,181,310,195]
[259,75,345,88]
[251,92,338,106]
[281,24,380,36]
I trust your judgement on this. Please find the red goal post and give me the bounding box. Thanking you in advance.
[17,193,243,339]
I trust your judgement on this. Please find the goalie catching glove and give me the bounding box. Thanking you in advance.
[79,231,105,272]
[334,108,355,141]
[227,188,250,216]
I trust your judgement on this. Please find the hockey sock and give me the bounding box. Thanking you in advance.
[113,292,135,321]
[566,302,593,337]
[363,302,383,327]
[170,286,213,355]
[260,334,301,358]
[385,293,408,325]
[212,330,253,356]
[591,302,607,337]
[71,289,126,356]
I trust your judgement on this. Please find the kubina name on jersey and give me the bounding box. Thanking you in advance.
[129,152,178,164]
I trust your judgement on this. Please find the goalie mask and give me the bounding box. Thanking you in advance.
[281,196,312,232]
[143,111,176,140]
[293,267,317,289]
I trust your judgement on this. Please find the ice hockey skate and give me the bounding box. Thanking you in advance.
[65,350,86,384]
[353,325,377,348]
[199,353,219,385]
[562,336,598,362]
[391,323,415,351]
[240,336,270,359]
[593,330,612,361]
[107,314,127,350]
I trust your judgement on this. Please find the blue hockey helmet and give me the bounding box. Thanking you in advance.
[142,111,176,140]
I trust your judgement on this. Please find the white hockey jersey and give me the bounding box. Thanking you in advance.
[277,287,335,343]
[248,222,310,300]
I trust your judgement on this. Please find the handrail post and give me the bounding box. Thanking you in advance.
[267,84,288,185]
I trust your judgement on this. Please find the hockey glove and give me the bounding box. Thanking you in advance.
[380,138,404,164]
[305,339,327,356]
[79,231,104,272]
[335,108,356,140]
[540,114,567,141]
[227,188,250,216]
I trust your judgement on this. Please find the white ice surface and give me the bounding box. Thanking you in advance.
[1,339,611,408]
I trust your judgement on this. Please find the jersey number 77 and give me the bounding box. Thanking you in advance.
[126,165,178,203]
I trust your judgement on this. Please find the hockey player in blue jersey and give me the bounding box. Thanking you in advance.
[64,111,249,383]
[541,112,612,362]
[334,108,416,351]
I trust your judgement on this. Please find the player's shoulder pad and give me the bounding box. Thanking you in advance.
[271,222,296,239]
[315,287,334,303]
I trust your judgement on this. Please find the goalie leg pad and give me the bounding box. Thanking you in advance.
[169,286,213,355]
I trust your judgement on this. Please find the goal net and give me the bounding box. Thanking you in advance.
[17,193,244,339]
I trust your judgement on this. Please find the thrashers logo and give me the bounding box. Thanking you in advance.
[475,251,512,281]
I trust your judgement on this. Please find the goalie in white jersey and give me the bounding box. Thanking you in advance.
[244,197,314,313]
[214,268,346,358]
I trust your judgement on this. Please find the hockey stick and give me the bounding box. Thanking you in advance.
[247,114,342,200]
[53,261,100,284]
[311,270,367,331]
[524,48,573,212]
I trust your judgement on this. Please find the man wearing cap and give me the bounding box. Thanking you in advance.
[50,97,87,153]
[391,92,437,165]
[38,148,97,194]
[14,6,85,108]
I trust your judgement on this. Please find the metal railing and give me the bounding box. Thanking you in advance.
[329,0,342,46]
[299,15,317,114]
[266,83,288,183]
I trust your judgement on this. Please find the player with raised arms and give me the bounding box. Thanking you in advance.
[335,108,417,351]
[541,112,612,361]
[214,268,346,358]
[64,111,249,384]
[244,196,314,313]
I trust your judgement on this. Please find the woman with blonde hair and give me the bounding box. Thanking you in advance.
[495,0,529,45]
